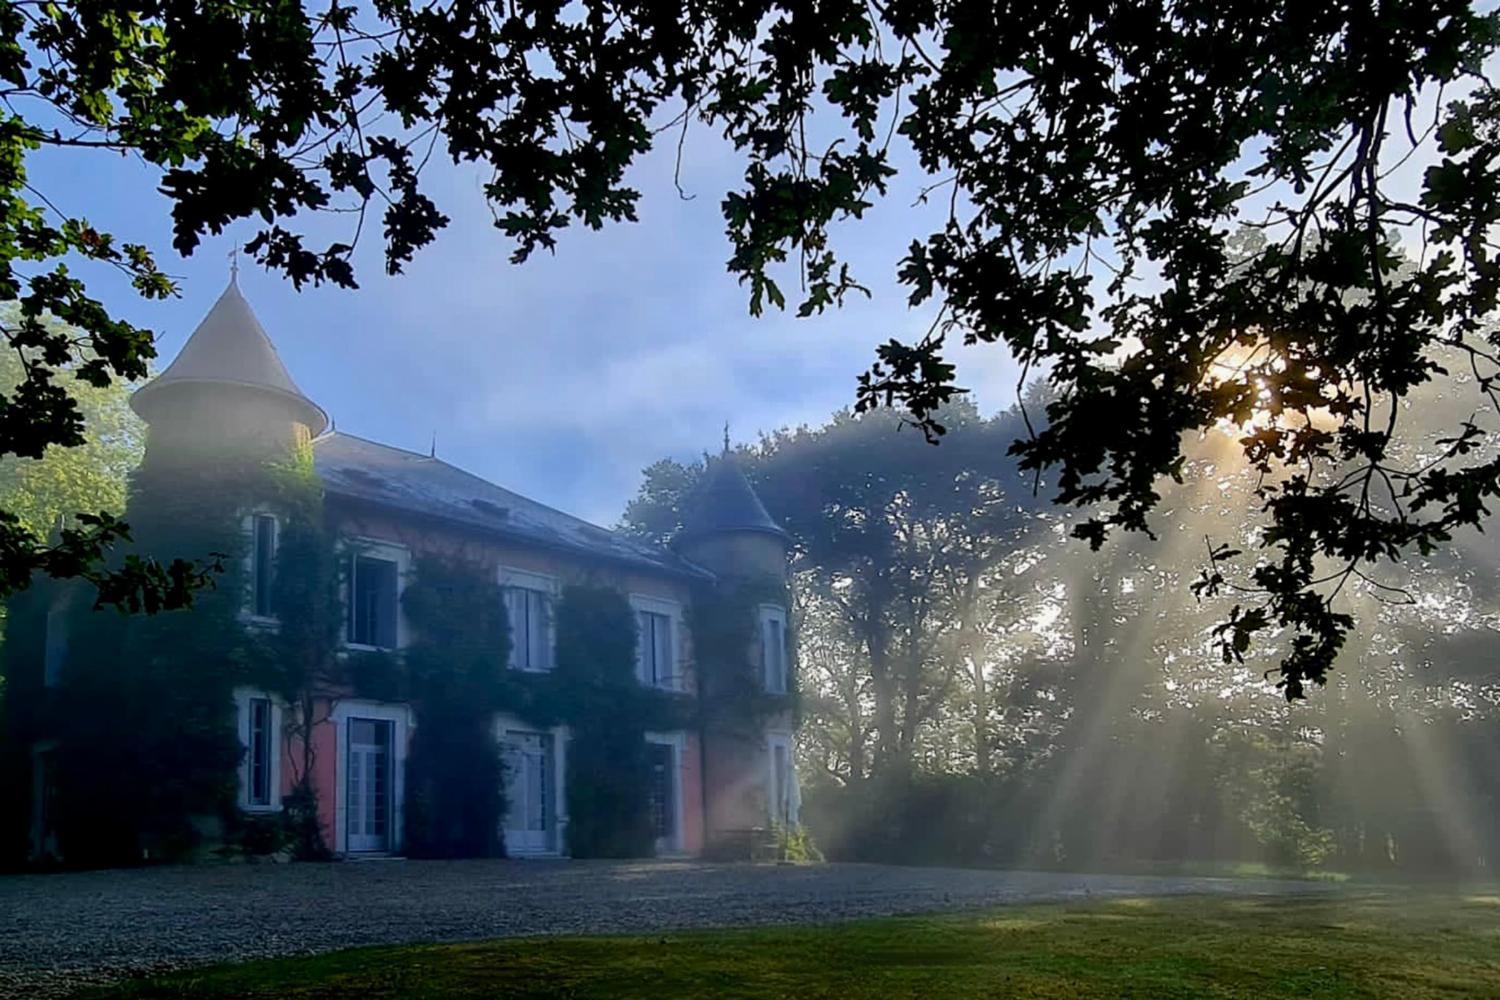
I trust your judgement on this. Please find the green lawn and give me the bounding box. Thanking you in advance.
[97,892,1500,999]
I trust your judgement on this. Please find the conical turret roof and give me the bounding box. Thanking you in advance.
[675,452,789,545]
[130,278,328,434]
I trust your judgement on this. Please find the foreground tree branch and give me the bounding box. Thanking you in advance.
[3,0,1499,691]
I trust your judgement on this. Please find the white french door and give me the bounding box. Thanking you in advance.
[648,740,679,855]
[502,730,553,854]
[346,718,393,853]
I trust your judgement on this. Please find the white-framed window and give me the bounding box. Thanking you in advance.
[500,568,556,672]
[233,688,282,812]
[766,731,797,827]
[759,605,789,694]
[631,594,684,690]
[247,515,280,617]
[344,539,408,650]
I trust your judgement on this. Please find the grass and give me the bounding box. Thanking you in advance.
[94,892,1500,999]
[1080,858,1354,883]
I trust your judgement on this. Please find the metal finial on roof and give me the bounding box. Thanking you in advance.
[723,420,730,454]
[228,244,239,284]
[430,430,437,458]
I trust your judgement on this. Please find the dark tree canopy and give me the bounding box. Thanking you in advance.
[5,0,1500,691]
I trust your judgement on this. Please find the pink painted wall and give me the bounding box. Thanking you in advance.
[311,712,337,850]
[681,732,704,855]
[279,699,339,852]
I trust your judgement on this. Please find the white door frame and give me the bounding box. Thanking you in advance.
[644,730,686,855]
[500,729,554,855]
[766,730,797,827]
[495,714,569,856]
[332,700,412,855]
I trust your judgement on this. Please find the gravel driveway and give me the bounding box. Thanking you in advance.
[0,859,1334,998]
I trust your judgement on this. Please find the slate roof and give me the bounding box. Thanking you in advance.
[130,278,328,434]
[675,454,789,544]
[314,432,711,580]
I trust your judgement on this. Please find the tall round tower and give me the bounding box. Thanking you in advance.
[674,451,797,850]
[129,277,327,466]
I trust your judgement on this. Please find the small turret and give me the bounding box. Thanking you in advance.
[678,445,795,851]
[672,450,789,585]
[131,277,327,465]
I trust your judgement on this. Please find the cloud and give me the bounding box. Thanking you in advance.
[41,120,1024,529]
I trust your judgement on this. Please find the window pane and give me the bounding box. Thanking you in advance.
[504,588,525,667]
[502,744,524,829]
[762,618,773,684]
[763,613,786,693]
[772,618,785,691]
[252,515,275,617]
[773,744,789,822]
[351,556,398,647]
[249,698,271,806]
[653,614,672,686]
[535,742,550,829]
[639,611,651,680]
[528,591,550,671]
[648,742,674,839]
[527,751,545,830]
[504,587,550,671]
[637,612,670,686]
[348,751,361,834]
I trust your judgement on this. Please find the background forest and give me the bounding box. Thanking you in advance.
[4,305,1498,877]
[624,366,1500,877]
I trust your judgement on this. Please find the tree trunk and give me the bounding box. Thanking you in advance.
[971,654,990,774]
[955,573,990,774]
[867,629,899,778]
[842,661,868,783]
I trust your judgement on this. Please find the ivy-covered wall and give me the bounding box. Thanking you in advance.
[248,441,342,859]
[690,578,798,736]
[0,435,339,867]
[554,583,690,857]
[399,556,511,858]
[0,458,794,868]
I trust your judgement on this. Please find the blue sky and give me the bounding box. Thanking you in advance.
[39,133,1023,526]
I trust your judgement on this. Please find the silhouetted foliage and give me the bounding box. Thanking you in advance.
[7,2,1500,691]
[632,384,1500,875]
[626,401,1046,779]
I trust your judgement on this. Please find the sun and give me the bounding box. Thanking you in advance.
[1204,342,1332,439]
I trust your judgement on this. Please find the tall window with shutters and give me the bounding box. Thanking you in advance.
[504,585,553,672]
[759,606,788,693]
[637,609,675,689]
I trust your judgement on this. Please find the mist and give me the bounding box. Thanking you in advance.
[620,356,1500,881]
